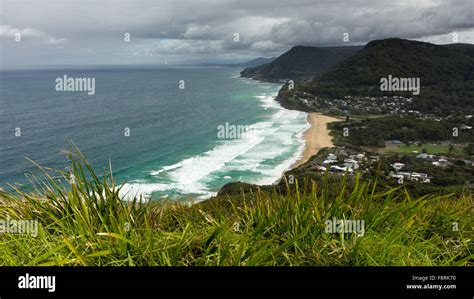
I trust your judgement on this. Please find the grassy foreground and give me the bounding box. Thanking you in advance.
[0,149,472,266]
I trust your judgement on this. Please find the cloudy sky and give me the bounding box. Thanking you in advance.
[0,0,473,67]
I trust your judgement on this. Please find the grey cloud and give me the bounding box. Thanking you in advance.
[1,0,473,66]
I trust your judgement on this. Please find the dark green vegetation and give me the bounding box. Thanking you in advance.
[329,115,474,147]
[240,45,361,82]
[276,39,474,115]
[319,39,474,86]
[0,150,472,266]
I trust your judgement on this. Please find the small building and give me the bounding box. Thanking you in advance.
[322,159,338,166]
[343,162,359,170]
[368,155,380,162]
[411,172,429,182]
[391,140,403,145]
[432,159,450,167]
[329,165,353,174]
[398,172,412,179]
[416,153,435,160]
[392,162,405,171]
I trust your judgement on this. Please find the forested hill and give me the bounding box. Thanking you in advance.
[240,45,361,82]
[284,38,474,115]
[318,38,474,86]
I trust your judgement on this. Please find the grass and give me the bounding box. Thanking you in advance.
[382,143,464,155]
[0,147,472,266]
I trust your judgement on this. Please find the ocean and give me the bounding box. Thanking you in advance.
[0,66,308,200]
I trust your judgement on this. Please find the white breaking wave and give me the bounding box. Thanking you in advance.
[122,90,309,201]
[149,158,194,175]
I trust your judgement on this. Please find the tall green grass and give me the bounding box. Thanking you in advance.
[0,147,472,266]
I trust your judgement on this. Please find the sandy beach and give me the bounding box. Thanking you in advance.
[292,113,341,168]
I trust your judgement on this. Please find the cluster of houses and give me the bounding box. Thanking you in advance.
[388,162,431,183]
[414,152,461,168]
[316,152,365,174]
[311,149,381,175]
[296,93,417,115]
[308,147,473,186]
[313,150,437,184]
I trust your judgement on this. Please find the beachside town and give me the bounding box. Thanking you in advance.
[296,91,418,115]
[295,146,474,191]
[293,91,474,121]
[277,86,474,193]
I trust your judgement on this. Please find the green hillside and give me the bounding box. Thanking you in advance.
[319,38,474,85]
[280,39,474,115]
[240,45,361,82]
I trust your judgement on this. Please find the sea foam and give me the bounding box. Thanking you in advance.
[122,90,308,201]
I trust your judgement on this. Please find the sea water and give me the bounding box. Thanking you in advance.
[0,66,308,201]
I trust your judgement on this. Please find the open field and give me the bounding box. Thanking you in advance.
[381,143,465,155]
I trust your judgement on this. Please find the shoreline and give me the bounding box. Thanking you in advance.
[291,112,341,168]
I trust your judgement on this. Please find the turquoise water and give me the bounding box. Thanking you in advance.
[0,66,308,200]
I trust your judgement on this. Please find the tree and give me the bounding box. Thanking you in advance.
[464,143,474,156]
[448,143,455,155]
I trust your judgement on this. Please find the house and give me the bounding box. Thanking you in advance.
[368,155,380,162]
[343,162,359,170]
[389,173,404,181]
[344,158,357,164]
[416,153,435,160]
[329,165,353,174]
[411,172,429,182]
[322,159,338,166]
[317,166,327,172]
[432,159,450,167]
[391,162,405,171]
[398,172,411,179]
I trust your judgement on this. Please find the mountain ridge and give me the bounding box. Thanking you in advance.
[268,38,474,115]
[240,45,362,82]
